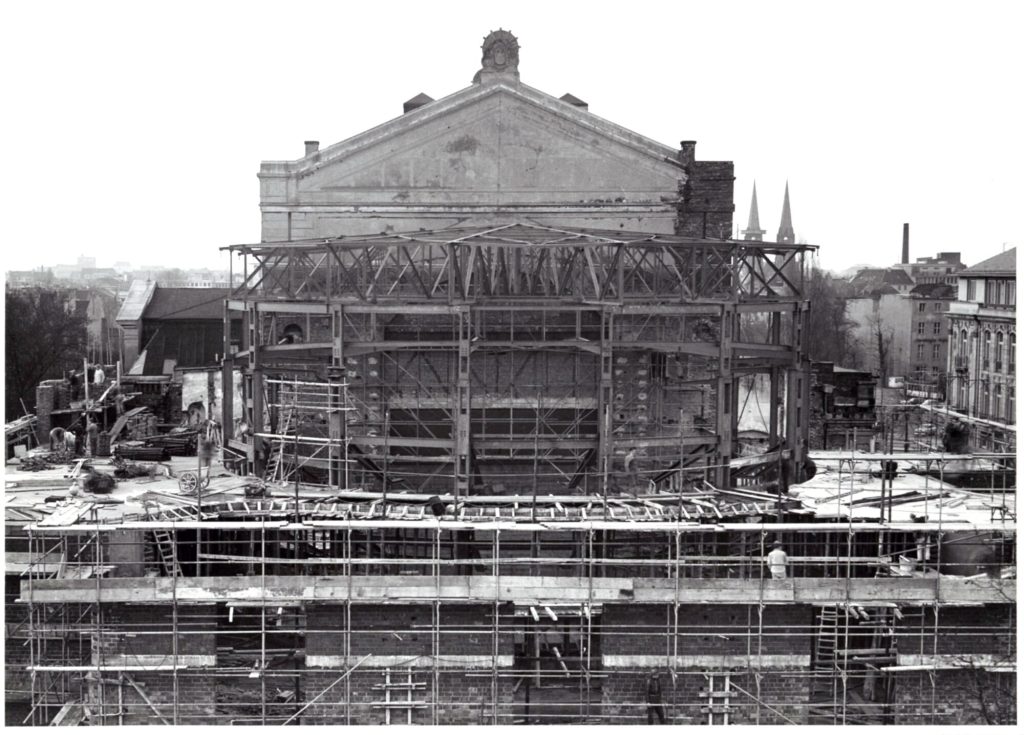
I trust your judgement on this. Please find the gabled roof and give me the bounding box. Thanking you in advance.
[143,287,229,321]
[962,247,1017,275]
[116,279,156,323]
[847,267,914,296]
[260,78,682,178]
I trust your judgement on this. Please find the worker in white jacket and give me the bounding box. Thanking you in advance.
[767,540,788,580]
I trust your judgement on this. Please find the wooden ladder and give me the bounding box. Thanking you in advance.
[152,528,182,577]
[265,401,296,483]
[372,668,426,725]
[808,605,841,723]
[143,505,182,577]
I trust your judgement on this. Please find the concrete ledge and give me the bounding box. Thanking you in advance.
[97,654,217,668]
[897,654,1012,669]
[602,654,811,670]
[20,575,1015,606]
[306,654,514,669]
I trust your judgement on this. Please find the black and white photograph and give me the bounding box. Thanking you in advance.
[2,1,1019,727]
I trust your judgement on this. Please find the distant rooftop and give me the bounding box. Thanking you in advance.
[962,247,1017,276]
[144,287,230,320]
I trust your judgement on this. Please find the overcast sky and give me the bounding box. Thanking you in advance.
[2,0,1021,275]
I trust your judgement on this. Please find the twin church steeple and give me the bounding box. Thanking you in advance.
[741,181,795,244]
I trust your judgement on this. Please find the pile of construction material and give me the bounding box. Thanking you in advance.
[124,411,159,441]
[18,456,57,472]
[144,428,198,456]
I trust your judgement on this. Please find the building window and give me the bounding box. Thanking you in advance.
[982,381,990,419]
[917,302,926,312]
[983,330,992,369]
[1010,387,1016,425]
[917,322,925,335]
[1007,281,1016,307]
[1011,332,1016,372]
[967,280,977,300]
[932,344,940,359]
[994,383,1003,420]
[933,302,942,311]
[996,331,1004,372]
[932,322,941,335]
[916,344,924,359]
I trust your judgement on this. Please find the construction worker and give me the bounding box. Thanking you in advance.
[49,426,66,451]
[65,427,78,456]
[624,448,638,483]
[645,673,666,724]
[93,364,105,385]
[767,540,788,580]
[85,417,100,457]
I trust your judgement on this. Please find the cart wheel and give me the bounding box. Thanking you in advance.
[178,472,199,493]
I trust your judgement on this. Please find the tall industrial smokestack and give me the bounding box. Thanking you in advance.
[902,223,910,264]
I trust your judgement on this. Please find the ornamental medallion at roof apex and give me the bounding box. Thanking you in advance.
[474,29,520,83]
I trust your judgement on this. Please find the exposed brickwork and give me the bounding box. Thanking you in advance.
[86,603,218,725]
[896,604,1016,657]
[87,671,218,725]
[303,603,515,724]
[601,603,812,658]
[894,670,1016,725]
[676,160,735,240]
[602,671,809,725]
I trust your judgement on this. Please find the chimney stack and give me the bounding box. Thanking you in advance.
[679,141,696,167]
[304,141,320,157]
[902,223,910,264]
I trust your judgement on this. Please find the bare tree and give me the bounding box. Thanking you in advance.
[805,266,855,364]
[5,287,87,420]
[865,310,895,384]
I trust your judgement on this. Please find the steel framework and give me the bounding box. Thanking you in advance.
[220,223,815,499]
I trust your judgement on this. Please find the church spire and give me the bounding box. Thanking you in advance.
[741,182,765,241]
[776,181,795,244]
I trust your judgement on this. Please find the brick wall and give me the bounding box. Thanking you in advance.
[602,670,809,725]
[896,604,1015,657]
[301,669,515,725]
[894,670,1016,725]
[303,603,514,724]
[599,604,811,724]
[676,161,735,240]
[87,603,217,725]
[601,603,812,658]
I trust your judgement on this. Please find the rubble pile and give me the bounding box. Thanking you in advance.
[18,456,56,472]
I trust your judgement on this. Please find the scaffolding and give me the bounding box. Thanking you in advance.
[16,496,1016,726]
[9,225,1016,725]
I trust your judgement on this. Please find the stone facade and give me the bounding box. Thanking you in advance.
[258,42,732,245]
[946,248,1015,451]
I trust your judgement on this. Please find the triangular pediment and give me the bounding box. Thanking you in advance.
[262,82,685,206]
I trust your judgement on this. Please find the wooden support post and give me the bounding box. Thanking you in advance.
[329,305,346,489]
[454,307,472,500]
[598,310,614,503]
[769,313,782,444]
[715,305,735,488]
[221,301,234,460]
[248,303,266,477]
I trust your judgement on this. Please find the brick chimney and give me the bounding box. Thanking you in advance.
[304,141,319,157]
[679,141,696,167]
[902,223,910,264]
